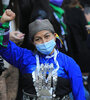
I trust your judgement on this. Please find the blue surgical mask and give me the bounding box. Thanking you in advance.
[36,39,56,55]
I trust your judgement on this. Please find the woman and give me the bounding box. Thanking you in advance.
[0,0,10,75]
[0,9,86,100]
[62,0,90,72]
[17,0,64,99]
[0,1,24,100]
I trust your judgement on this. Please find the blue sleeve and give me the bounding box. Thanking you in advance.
[0,40,35,72]
[64,56,86,100]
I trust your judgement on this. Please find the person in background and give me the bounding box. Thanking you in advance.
[0,0,24,100]
[49,0,68,54]
[79,0,90,9]
[0,0,9,76]
[84,4,90,99]
[62,0,90,72]
[0,1,12,99]
[62,0,90,99]
[0,9,86,100]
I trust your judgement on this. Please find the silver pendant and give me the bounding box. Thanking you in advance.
[32,63,58,98]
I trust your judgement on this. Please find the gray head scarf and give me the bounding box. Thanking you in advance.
[29,19,55,40]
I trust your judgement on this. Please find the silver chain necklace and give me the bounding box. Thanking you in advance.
[32,49,60,100]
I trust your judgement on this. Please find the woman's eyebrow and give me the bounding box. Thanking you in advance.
[34,36,41,39]
[44,32,51,35]
[35,32,50,38]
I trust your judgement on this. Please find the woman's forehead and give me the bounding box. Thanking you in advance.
[34,30,52,37]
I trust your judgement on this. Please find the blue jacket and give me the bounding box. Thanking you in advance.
[0,40,85,100]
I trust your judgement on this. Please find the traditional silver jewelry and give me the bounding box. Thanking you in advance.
[32,49,60,100]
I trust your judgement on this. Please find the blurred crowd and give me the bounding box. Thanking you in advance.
[0,0,90,100]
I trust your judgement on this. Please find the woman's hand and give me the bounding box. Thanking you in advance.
[10,31,25,44]
[0,9,15,23]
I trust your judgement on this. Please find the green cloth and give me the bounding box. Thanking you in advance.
[50,3,67,33]
[75,5,80,8]
[0,35,4,46]
[0,16,9,28]
[88,22,90,25]
[0,5,9,47]
[50,3,64,19]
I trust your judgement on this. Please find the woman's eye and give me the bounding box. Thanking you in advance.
[45,35,50,38]
[35,38,40,41]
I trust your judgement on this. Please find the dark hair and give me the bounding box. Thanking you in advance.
[62,0,82,9]
[79,0,90,8]
[0,1,4,16]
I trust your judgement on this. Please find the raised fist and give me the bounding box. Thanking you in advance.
[0,9,15,23]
